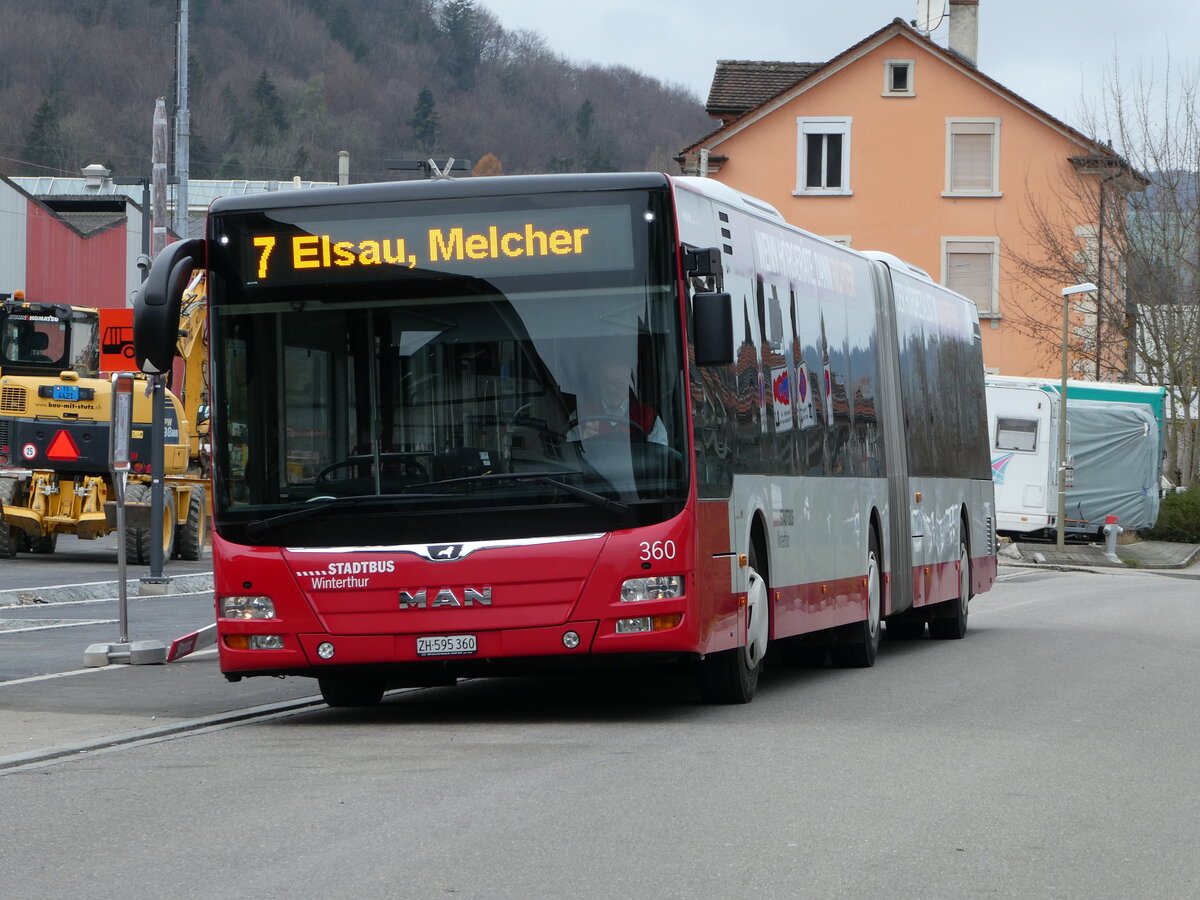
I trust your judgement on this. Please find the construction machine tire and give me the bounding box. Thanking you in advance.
[124,482,177,565]
[174,486,207,561]
[29,532,58,554]
[0,478,19,559]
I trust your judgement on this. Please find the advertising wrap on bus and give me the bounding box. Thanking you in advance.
[135,172,996,709]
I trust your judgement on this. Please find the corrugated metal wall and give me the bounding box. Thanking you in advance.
[0,187,28,293]
[24,200,128,308]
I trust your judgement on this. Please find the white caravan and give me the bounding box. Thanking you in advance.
[986,376,1161,537]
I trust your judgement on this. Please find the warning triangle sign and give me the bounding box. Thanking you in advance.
[46,430,81,461]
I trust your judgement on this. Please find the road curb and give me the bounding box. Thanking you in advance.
[0,573,214,607]
[1000,560,1200,580]
[0,694,323,773]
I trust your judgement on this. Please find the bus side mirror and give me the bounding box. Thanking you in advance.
[134,239,204,375]
[693,292,733,366]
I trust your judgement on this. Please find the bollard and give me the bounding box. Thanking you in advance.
[1102,514,1123,562]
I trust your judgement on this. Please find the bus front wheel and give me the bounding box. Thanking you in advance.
[698,545,768,704]
[318,673,386,708]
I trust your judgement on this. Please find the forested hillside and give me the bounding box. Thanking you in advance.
[0,0,712,182]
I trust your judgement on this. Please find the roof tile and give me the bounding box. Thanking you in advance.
[706,60,821,118]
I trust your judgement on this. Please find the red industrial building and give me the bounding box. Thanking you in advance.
[1,171,144,310]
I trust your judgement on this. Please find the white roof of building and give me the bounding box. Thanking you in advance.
[10,174,337,210]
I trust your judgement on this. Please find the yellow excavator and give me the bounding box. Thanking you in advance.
[0,284,208,562]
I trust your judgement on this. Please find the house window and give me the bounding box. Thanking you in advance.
[945,119,1001,195]
[943,237,1000,316]
[884,60,915,96]
[796,118,852,195]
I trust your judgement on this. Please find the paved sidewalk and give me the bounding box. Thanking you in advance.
[1002,538,1200,574]
[0,572,213,607]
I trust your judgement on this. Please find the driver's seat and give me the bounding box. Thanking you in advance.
[22,331,53,363]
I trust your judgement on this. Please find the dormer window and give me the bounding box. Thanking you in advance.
[884,60,915,97]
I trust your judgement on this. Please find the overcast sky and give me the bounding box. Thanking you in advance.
[480,0,1198,133]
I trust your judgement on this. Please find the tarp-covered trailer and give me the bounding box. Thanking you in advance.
[986,377,1162,538]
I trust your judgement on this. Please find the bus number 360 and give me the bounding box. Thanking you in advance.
[639,540,676,561]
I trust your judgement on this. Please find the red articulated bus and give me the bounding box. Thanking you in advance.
[135,172,996,707]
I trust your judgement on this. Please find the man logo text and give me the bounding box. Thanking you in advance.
[399,588,493,609]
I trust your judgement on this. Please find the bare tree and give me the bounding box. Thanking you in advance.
[1007,53,1200,487]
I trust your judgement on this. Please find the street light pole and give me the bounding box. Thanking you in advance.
[115,174,180,284]
[1058,282,1098,549]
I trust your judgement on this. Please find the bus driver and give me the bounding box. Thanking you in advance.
[569,359,668,446]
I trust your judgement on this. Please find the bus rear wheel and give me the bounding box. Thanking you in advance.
[318,673,386,708]
[698,545,768,704]
[929,539,970,640]
[831,532,881,667]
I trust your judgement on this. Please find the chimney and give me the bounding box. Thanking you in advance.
[948,0,979,67]
[81,163,111,191]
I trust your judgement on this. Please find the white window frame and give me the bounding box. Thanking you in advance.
[883,59,915,97]
[825,235,853,246]
[795,117,852,196]
[944,118,1001,196]
[941,236,1001,317]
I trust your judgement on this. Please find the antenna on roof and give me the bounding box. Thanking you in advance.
[913,0,947,35]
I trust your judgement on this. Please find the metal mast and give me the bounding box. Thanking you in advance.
[174,0,190,239]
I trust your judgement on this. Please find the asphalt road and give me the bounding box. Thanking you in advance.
[1,559,1198,898]
[0,532,316,760]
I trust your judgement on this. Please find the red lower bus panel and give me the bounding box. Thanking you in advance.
[694,499,739,654]
[295,620,602,666]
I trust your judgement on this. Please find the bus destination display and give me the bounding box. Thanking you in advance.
[244,204,635,285]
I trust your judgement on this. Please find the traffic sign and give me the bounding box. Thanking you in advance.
[110,373,134,473]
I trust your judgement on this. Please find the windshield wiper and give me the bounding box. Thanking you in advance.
[245,494,411,540]
[406,471,629,514]
[244,472,628,540]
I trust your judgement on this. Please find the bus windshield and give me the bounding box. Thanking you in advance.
[208,187,688,547]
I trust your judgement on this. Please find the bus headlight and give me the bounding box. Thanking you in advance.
[220,595,276,619]
[620,575,683,603]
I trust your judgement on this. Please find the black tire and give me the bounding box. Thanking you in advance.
[174,486,207,561]
[698,542,769,703]
[929,538,970,640]
[124,481,177,565]
[28,532,57,554]
[886,616,926,640]
[831,531,882,668]
[775,635,829,668]
[318,674,386,708]
[0,477,20,559]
